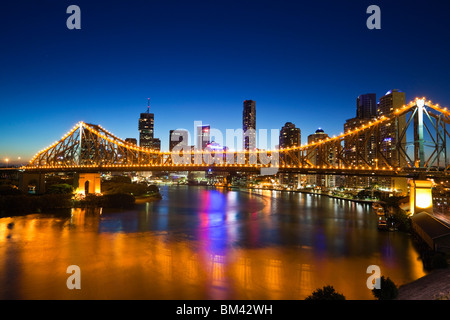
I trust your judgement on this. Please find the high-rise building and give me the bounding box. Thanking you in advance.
[343,117,373,189]
[197,125,210,150]
[342,94,379,189]
[139,99,161,151]
[243,100,256,150]
[377,89,407,192]
[278,122,301,187]
[307,128,335,188]
[170,129,189,151]
[139,99,155,148]
[279,122,301,150]
[357,93,377,119]
[377,89,406,168]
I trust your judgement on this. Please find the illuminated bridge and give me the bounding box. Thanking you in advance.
[19,97,449,178]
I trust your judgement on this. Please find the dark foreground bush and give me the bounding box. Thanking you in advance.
[74,193,135,209]
[0,194,72,217]
[305,285,346,300]
[46,183,74,194]
[372,276,398,300]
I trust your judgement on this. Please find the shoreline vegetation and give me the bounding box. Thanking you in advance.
[0,176,162,217]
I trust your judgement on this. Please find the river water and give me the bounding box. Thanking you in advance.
[0,185,426,300]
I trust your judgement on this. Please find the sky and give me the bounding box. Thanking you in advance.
[1,0,450,163]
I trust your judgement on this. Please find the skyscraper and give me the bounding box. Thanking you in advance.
[377,89,406,168]
[279,122,301,188]
[307,128,335,188]
[243,100,256,150]
[377,89,407,192]
[139,99,154,148]
[279,122,301,150]
[170,129,189,151]
[139,99,161,151]
[197,125,210,150]
[356,93,377,119]
[343,93,379,189]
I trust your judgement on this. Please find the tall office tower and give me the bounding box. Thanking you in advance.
[243,100,256,150]
[343,117,373,189]
[377,89,407,193]
[170,129,189,151]
[307,128,335,188]
[279,122,301,150]
[342,94,379,189]
[197,125,210,150]
[377,89,406,168]
[139,99,155,148]
[278,122,301,187]
[357,93,377,119]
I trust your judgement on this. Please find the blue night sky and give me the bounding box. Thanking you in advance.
[1,0,450,163]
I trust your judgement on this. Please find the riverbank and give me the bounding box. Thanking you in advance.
[229,186,379,205]
[0,191,162,217]
[134,193,163,204]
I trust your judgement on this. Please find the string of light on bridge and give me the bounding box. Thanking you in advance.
[25,97,449,171]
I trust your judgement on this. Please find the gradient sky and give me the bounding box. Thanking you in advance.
[1,0,450,163]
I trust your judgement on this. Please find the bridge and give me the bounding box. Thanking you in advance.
[3,97,450,194]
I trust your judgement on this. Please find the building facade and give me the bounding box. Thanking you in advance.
[243,100,256,150]
[278,122,301,187]
[170,129,189,152]
[139,101,161,151]
[307,128,335,188]
[197,125,210,150]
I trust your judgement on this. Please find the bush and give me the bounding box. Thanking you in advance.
[305,285,346,300]
[102,181,160,197]
[46,183,74,194]
[0,193,72,216]
[0,185,23,195]
[108,176,132,184]
[372,276,398,300]
[391,210,411,232]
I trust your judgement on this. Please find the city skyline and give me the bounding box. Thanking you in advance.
[2,1,450,163]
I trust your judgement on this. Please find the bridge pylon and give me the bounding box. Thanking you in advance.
[73,172,101,195]
[409,180,433,215]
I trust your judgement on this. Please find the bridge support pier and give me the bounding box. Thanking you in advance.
[18,172,46,194]
[409,180,433,215]
[391,177,408,196]
[74,173,101,195]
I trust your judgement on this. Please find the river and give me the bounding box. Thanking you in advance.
[0,185,426,299]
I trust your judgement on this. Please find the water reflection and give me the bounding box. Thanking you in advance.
[0,186,426,299]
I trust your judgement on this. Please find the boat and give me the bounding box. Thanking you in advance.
[372,202,385,215]
[377,216,388,230]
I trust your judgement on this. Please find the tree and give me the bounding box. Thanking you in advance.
[305,285,346,300]
[46,183,74,194]
[372,276,398,300]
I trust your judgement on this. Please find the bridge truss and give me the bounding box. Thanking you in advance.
[24,98,449,178]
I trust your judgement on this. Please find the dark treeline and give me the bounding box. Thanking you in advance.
[0,175,162,217]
